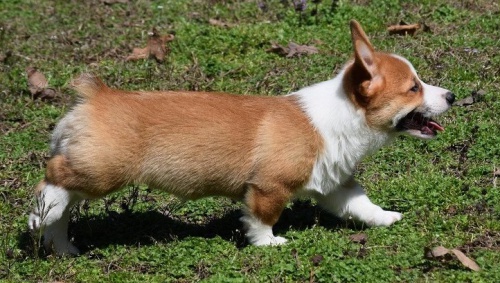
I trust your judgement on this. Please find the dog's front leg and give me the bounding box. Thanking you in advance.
[315,178,402,227]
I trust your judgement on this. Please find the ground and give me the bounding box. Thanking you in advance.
[1,0,499,282]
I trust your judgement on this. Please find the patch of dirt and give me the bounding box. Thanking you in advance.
[450,0,500,13]
[460,231,500,252]
[445,199,495,218]
[1,177,23,191]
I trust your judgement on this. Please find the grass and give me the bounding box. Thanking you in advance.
[1,0,499,282]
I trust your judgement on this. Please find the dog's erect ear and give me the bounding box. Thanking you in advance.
[350,20,375,74]
[350,20,381,96]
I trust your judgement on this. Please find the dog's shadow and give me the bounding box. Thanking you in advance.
[20,200,356,256]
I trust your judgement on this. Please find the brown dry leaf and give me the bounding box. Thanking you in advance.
[148,31,175,62]
[454,90,486,106]
[126,47,150,61]
[287,42,318,57]
[494,168,500,177]
[126,29,174,62]
[388,23,421,36]
[454,96,474,106]
[26,66,48,95]
[267,41,318,58]
[425,246,481,272]
[38,88,57,100]
[349,233,368,244]
[426,245,450,258]
[267,42,289,57]
[451,249,481,271]
[208,18,234,28]
[26,66,56,100]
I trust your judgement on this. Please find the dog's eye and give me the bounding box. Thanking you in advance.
[410,83,419,93]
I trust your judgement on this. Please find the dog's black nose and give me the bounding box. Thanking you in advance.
[446,92,455,105]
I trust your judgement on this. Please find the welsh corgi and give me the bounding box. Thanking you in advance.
[28,20,455,255]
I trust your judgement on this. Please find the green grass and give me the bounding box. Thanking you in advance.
[1,0,499,282]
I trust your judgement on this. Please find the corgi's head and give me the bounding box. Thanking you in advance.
[343,20,455,139]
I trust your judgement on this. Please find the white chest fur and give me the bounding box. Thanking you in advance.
[292,74,393,195]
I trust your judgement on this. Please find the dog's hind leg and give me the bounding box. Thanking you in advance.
[28,180,82,255]
[241,183,290,246]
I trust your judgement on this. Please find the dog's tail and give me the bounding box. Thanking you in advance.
[70,73,109,99]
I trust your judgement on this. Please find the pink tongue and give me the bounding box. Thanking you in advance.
[428,121,445,132]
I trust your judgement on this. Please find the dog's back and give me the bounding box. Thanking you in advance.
[47,74,320,200]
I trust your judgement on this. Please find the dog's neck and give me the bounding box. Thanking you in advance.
[292,69,394,195]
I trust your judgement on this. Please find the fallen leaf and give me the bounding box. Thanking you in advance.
[208,18,234,28]
[148,31,175,62]
[349,233,368,244]
[26,66,58,100]
[37,88,57,100]
[287,42,318,57]
[267,42,289,57]
[126,28,174,63]
[424,246,481,272]
[388,23,421,36]
[454,90,486,106]
[454,96,474,106]
[451,249,481,271]
[26,66,48,95]
[267,41,318,58]
[425,245,450,258]
[126,47,149,61]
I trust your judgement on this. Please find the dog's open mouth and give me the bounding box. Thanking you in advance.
[396,111,444,138]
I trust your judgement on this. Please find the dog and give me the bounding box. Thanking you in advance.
[28,20,454,255]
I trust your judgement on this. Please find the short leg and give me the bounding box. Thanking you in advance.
[28,181,81,255]
[315,179,402,227]
[241,183,290,246]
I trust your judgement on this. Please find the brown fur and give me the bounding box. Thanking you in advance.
[31,20,453,255]
[344,21,424,130]
[45,75,322,227]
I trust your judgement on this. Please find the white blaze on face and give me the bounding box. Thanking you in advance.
[417,82,453,117]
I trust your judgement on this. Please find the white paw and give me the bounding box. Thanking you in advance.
[252,235,288,246]
[368,210,403,227]
[240,215,288,246]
